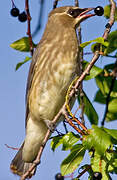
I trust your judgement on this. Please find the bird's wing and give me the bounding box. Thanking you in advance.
[25,44,40,127]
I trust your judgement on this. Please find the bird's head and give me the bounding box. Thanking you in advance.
[48,6,95,28]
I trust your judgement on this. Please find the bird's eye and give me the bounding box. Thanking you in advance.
[68,9,75,16]
[67,8,84,18]
[67,9,77,18]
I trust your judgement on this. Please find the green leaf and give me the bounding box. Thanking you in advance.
[91,43,107,54]
[106,112,117,122]
[95,75,112,96]
[77,91,98,125]
[80,37,108,48]
[61,144,85,175]
[80,41,92,48]
[62,132,80,151]
[50,136,63,151]
[107,151,117,174]
[82,61,103,80]
[94,90,117,122]
[108,99,117,113]
[94,90,106,104]
[15,56,31,70]
[106,30,117,54]
[104,128,117,141]
[104,5,117,21]
[91,31,117,54]
[83,125,112,155]
[91,152,110,180]
[95,75,117,98]
[10,37,36,52]
[50,132,80,151]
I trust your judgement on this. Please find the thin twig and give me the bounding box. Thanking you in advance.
[64,172,74,179]
[63,120,68,133]
[55,129,64,136]
[11,0,15,7]
[74,105,80,116]
[62,109,86,136]
[20,107,63,180]
[101,78,115,126]
[53,0,59,9]
[20,130,50,180]
[71,117,87,132]
[5,144,19,150]
[49,134,65,140]
[25,0,34,56]
[76,0,85,125]
[75,0,79,7]
[84,52,117,58]
[76,165,91,179]
[101,60,117,126]
[103,0,116,40]
[32,0,44,37]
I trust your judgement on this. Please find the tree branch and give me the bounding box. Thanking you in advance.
[76,165,91,179]
[53,0,59,9]
[21,0,116,179]
[5,144,19,151]
[32,0,44,37]
[76,0,85,125]
[11,0,15,7]
[25,0,34,56]
[103,0,116,40]
[84,52,117,59]
[75,0,79,7]
[63,120,68,133]
[62,108,86,135]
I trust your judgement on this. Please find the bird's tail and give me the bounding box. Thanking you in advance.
[10,143,36,178]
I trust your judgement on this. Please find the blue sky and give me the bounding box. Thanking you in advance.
[1,0,117,180]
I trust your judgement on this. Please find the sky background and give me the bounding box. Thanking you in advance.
[1,0,117,180]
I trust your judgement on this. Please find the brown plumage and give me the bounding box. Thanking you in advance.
[10,6,95,178]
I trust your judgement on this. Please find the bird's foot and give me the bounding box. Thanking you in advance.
[44,120,56,132]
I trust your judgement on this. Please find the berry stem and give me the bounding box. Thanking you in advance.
[11,0,15,8]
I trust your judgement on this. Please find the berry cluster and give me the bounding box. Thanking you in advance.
[10,7,27,22]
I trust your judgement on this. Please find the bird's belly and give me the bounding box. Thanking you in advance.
[29,60,77,122]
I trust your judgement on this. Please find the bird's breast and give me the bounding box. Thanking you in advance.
[29,31,79,122]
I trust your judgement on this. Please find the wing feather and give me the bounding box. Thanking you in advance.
[25,44,40,127]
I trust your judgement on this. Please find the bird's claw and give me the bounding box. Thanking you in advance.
[44,120,56,132]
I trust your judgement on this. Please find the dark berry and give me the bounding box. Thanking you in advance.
[94,6,104,16]
[55,173,64,180]
[18,11,27,22]
[92,172,102,180]
[10,7,19,17]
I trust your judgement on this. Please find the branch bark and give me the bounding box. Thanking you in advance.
[25,0,34,56]
[53,0,59,9]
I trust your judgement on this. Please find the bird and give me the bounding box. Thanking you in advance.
[10,6,95,178]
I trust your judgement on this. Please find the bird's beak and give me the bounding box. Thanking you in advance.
[78,8,95,20]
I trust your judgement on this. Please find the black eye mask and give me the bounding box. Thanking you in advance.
[67,8,87,18]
